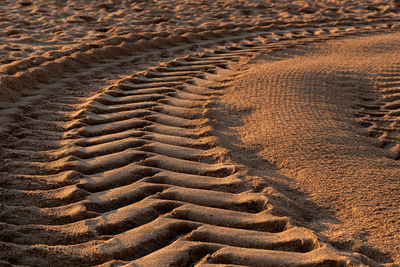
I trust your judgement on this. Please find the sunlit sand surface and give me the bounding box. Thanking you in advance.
[0,0,400,266]
[219,33,400,263]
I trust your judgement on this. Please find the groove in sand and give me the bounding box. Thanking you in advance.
[1,9,400,266]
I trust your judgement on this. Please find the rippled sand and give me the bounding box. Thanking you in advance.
[0,1,400,266]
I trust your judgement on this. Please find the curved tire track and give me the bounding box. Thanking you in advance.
[0,21,398,266]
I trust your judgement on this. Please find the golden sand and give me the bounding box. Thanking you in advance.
[0,0,399,266]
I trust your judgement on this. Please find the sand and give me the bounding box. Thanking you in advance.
[0,0,400,266]
[1,0,400,99]
[217,33,400,263]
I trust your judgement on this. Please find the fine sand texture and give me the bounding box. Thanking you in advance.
[1,0,400,99]
[218,32,400,263]
[1,0,400,266]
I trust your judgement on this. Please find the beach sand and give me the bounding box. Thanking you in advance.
[0,0,400,266]
[217,33,400,263]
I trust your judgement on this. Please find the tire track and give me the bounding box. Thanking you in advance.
[0,22,397,266]
[1,15,399,100]
[355,63,400,160]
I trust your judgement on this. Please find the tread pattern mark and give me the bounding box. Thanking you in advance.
[0,22,396,266]
[355,63,400,159]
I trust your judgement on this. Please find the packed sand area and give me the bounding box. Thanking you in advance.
[218,32,400,263]
[0,0,400,266]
